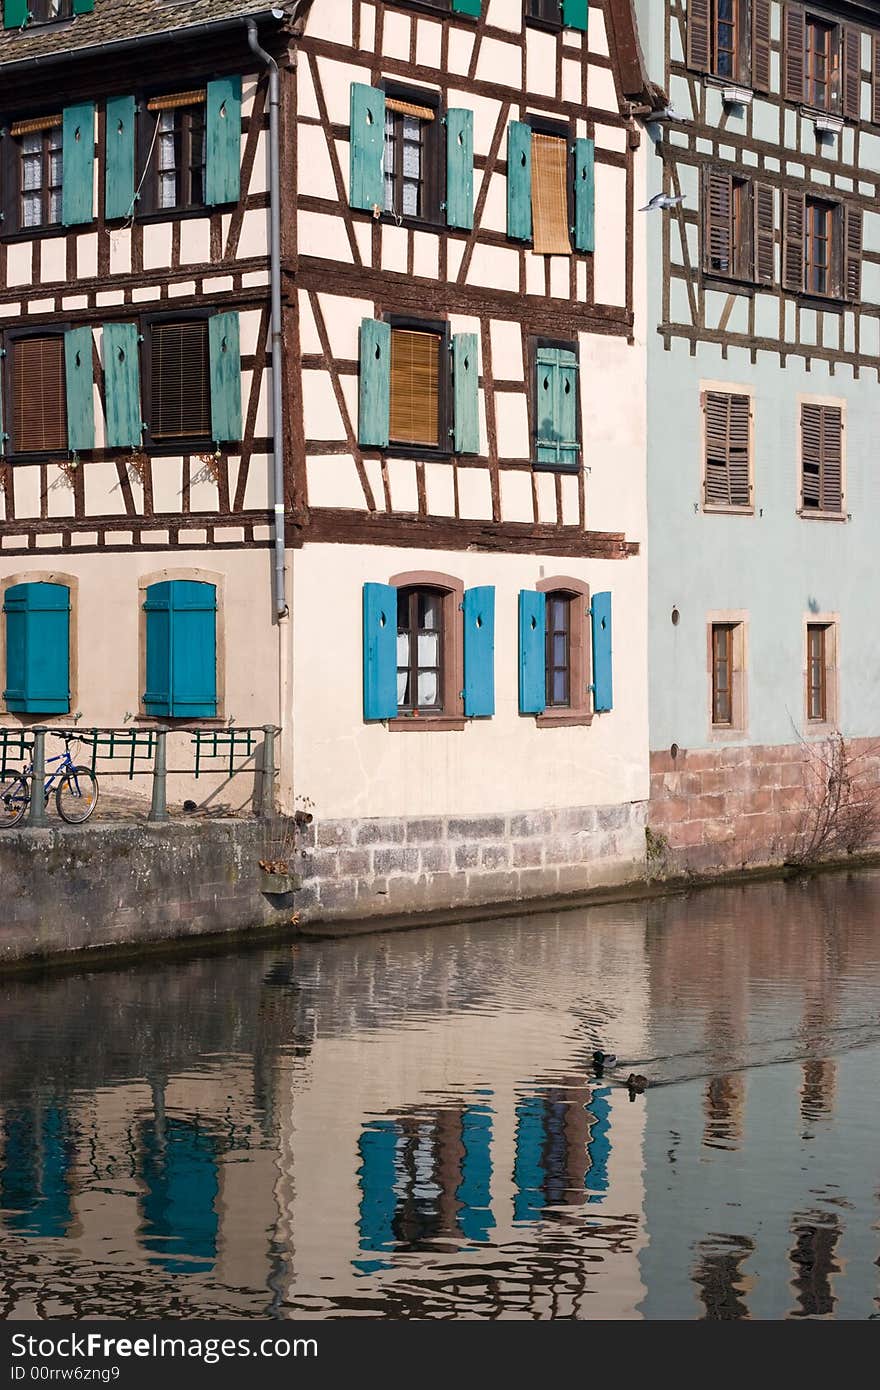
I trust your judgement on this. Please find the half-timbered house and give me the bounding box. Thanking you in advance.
[0,0,287,810]
[287,0,653,919]
[635,0,880,871]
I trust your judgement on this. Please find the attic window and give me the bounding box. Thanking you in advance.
[27,0,74,24]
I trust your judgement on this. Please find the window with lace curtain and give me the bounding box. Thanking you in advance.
[140,93,207,214]
[382,88,442,224]
[8,119,63,232]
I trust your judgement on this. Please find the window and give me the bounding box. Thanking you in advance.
[28,0,72,22]
[142,577,219,719]
[708,617,746,734]
[805,197,833,295]
[2,580,71,716]
[713,0,740,78]
[389,324,447,451]
[6,117,63,232]
[516,577,603,727]
[807,624,827,721]
[805,15,837,110]
[149,320,211,442]
[530,130,571,254]
[545,593,572,707]
[800,401,843,515]
[8,334,66,455]
[687,0,749,83]
[703,168,774,284]
[383,92,441,223]
[142,94,206,214]
[526,0,562,27]
[782,192,861,299]
[702,389,752,510]
[533,341,580,471]
[396,587,444,713]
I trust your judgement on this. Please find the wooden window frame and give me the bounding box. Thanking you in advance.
[529,336,582,474]
[700,381,754,514]
[707,613,748,738]
[804,614,838,729]
[0,570,79,726]
[136,567,226,726]
[27,0,73,23]
[804,12,840,113]
[524,114,574,256]
[141,308,213,455]
[136,90,208,222]
[804,195,835,297]
[385,315,452,461]
[1,117,64,240]
[536,576,592,728]
[387,571,465,732]
[797,394,846,520]
[380,82,444,231]
[711,0,743,82]
[524,0,564,34]
[1,323,71,463]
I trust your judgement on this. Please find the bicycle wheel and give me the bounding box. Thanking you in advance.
[56,766,99,824]
[0,773,30,829]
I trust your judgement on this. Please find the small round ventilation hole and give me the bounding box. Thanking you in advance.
[670,742,679,760]
[671,606,680,626]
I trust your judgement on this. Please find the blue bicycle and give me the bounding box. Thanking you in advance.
[0,736,99,828]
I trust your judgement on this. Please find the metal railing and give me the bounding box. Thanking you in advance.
[0,724,280,829]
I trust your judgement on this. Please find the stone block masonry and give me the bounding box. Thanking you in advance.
[294,801,649,922]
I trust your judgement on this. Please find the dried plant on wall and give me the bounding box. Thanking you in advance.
[785,733,880,868]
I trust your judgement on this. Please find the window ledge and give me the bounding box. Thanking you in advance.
[389,715,466,732]
[535,711,593,728]
[702,504,755,516]
[797,508,847,521]
[702,274,757,297]
[532,459,581,474]
[708,726,748,742]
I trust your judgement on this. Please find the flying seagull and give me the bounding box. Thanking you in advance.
[639,192,686,212]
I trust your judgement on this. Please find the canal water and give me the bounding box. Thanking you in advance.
[1,870,879,1320]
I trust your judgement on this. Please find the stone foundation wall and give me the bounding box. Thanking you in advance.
[648,738,880,875]
[295,801,649,921]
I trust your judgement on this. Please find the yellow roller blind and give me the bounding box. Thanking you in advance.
[10,114,62,136]
[385,97,435,121]
[146,91,206,112]
[390,329,440,447]
[531,132,571,255]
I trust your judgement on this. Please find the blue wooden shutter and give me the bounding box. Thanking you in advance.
[358,318,391,447]
[349,83,385,212]
[535,346,579,471]
[453,332,479,454]
[363,583,397,721]
[208,311,242,442]
[562,0,588,32]
[518,589,546,715]
[64,327,95,452]
[73,0,95,13]
[3,0,27,25]
[3,582,70,715]
[507,122,532,241]
[463,585,495,718]
[452,0,481,13]
[205,76,241,206]
[61,102,95,226]
[143,581,217,719]
[105,95,136,221]
[573,138,595,253]
[103,323,142,448]
[591,590,613,712]
[170,581,218,717]
[446,108,474,230]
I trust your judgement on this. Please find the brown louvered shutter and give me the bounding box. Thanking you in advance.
[801,403,842,513]
[531,133,571,255]
[687,0,711,72]
[390,328,440,447]
[873,37,880,124]
[843,205,863,300]
[704,391,751,508]
[752,0,772,92]
[782,190,805,292]
[784,5,805,103]
[151,321,211,439]
[704,166,732,274]
[843,28,862,120]
[754,184,775,284]
[13,335,67,453]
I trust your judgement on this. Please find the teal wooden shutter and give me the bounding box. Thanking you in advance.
[591,591,613,712]
[446,108,474,230]
[61,102,95,226]
[358,318,390,447]
[463,586,495,718]
[3,583,70,715]
[518,589,546,715]
[562,0,588,31]
[349,84,385,212]
[205,76,241,206]
[103,322,142,448]
[452,0,481,13]
[3,0,27,28]
[535,346,579,471]
[64,327,95,452]
[507,122,532,241]
[105,95,136,221]
[573,138,594,253]
[453,333,479,454]
[208,311,242,442]
[143,581,217,719]
[363,583,397,721]
[73,0,95,12]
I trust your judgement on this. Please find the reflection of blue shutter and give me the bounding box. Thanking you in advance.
[103,322,142,449]
[452,332,479,454]
[143,580,217,718]
[363,582,397,721]
[513,1096,545,1224]
[349,83,385,211]
[358,318,391,447]
[458,1105,494,1243]
[463,585,495,717]
[535,346,579,472]
[518,589,546,715]
[591,590,613,712]
[446,108,474,230]
[1,1106,73,1239]
[356,1121,398,1273]
[562,0,588,32]
[205,76,242,206]
[573,137,595,253]
[141,1119,219,1274]
[586,1085,611,1203]
[3,582,70,714]
[62,102,95,226]
[507,122,532,240]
